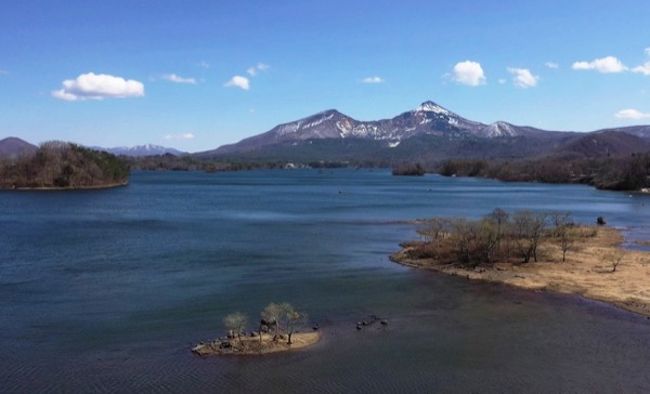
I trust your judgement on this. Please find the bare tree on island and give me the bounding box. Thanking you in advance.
[223,312,248,344]
[280,303,306,345]
[261,302,283,342]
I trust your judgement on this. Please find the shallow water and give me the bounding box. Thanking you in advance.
[1,169,649,392]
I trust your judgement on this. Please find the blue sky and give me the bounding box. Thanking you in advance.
[1,0,650,152]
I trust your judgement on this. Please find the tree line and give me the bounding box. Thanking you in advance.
[410,209,590,267]
[438,153,650,191]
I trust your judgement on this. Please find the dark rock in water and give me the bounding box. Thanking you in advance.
[356,324,362,330]
[597,216,606,225]
[380,320,388,326]
[361,320,368,326]
[312,326,319,331]
[250,331,257,337]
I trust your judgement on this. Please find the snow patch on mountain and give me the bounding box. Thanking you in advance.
[415,102,449,115]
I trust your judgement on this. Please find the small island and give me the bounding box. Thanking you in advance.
[0,141,129,190]
[192,302,320,356]
[391,209,650,317]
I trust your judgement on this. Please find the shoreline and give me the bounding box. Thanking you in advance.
[391,226,650,318]
[0,180,128,191]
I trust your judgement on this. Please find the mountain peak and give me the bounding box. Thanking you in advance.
[414,101,449,115]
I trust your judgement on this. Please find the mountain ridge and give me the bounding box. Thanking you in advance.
[93,144,187,157]
[197,101,650,162]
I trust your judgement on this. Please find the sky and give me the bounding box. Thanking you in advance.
[1,0,650,152]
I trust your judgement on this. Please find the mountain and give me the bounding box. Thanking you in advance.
[0,137,38,159]
[196,101,650,164]
[94,144,186,157]
[208,101,549,156]
[196,101,578,162]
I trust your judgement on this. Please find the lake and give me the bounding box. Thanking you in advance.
[1,169,650,393]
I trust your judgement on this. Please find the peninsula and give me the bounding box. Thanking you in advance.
[391,210,650,317]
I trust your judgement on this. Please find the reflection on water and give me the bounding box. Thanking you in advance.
[1,169,649,392]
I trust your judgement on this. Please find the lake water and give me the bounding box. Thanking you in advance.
[1,169,650,393]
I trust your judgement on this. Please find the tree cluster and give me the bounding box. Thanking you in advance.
[412,209,584,267]
[223,302,307,346]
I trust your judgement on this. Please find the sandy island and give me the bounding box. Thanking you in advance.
[192,331,321,356]
[392,226,650,317]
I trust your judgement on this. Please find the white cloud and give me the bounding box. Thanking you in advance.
[632,62,650,76]
[498,78,507,84]
[451,60,486,86]
[52,72,144,101]
[507,67,539,88]
[164,132,195,140]
[572,56,627,73]
[162,73,197,84]
[361,76,384,84]
[545,62,559,69]
[615,108,650,120]
[224,75,250,90]
[645,48,650,57]
[246,63,270,76]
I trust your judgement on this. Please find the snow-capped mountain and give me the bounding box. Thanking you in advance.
[94,144,186,157]
[211,101,541,155]
[196,100,650,163]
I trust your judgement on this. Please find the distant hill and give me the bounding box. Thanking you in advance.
[94,144,186,157]
[195,101,650,164]
[0,137,38,159]
[554,130,650,159]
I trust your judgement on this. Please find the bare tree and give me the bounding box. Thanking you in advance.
[279,303,306,345]
[223,312,248,343]
[551,212,574,262]
[261,302,283,341]
[603,251,625,273]
[511,211,547,263]
[488,208,509,251]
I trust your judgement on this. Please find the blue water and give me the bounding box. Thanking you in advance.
[1,169,649,393]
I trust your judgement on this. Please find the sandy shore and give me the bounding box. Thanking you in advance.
[392,226,650,317]
[192,331,321,356]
